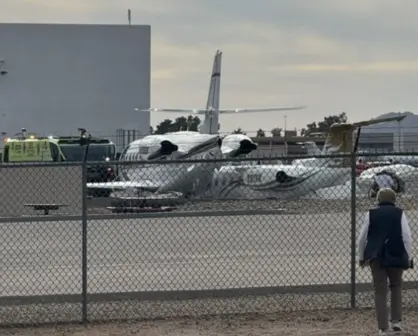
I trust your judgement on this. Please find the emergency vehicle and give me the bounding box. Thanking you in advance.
[1,135,117,183]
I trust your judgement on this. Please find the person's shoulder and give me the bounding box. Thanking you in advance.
[370,204,402,212]
[393,206,405,216]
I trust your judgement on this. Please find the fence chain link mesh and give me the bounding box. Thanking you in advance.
[0,153,416,326]
[0,163,83,324]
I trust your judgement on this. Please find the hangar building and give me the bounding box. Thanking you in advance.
[0,23,150,150]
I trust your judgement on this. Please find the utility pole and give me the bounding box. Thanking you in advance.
[78,128,92,162]
[284,115,288,155]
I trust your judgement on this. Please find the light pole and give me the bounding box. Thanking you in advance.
[284,115,287,155]
[78,128,92,162]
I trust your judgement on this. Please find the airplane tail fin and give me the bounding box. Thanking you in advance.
[299,141,321,155]
[135,50,306,134]
[199,50,222,134]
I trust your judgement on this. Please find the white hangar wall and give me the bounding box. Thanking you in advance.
[0,23,150,144]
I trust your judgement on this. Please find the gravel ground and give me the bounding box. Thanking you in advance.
[1,289,418,327]
[2,308,418,335]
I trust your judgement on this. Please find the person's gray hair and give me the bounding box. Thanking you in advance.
[377,188,396,203]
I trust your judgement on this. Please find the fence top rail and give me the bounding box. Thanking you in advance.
[0,161,83,168]
[2,151,418,168]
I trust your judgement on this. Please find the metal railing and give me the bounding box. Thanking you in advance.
[0,152,417,326]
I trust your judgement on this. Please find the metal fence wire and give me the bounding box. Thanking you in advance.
[0,153,417,326]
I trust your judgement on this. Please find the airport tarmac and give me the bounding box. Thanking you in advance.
[1,211,417,297]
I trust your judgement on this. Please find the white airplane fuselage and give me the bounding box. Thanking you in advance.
[118,131,223,196]
[356,163,418,193]
[209,164,350,199]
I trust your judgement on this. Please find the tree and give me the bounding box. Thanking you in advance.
[232,128,246,134]
[154,116,201,134]
[154,119,173,134]
[149,126,154,134]
[256,129,265,137]
[303,112,348,136]
[271,127,282,137]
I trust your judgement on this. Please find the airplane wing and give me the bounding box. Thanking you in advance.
[135,106,306,114]
[353,115,406,127]
[87,180,160,191]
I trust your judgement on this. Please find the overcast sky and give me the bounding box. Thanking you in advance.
[2,0,418,136]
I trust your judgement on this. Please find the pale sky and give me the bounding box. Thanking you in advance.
[2,0,418,136]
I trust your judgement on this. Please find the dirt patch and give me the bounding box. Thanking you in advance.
[1,308,418,336]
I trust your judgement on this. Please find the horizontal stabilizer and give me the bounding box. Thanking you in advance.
[135,108,206,114]
[352,115,406,127]
[219,106,306,114]
[87,180,160,191]
[136,106,306,114]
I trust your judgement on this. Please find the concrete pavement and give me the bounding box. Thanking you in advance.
[1,211,417,297]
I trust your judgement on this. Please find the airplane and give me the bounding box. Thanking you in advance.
[293,128,418,197]
[300,141,322,156]
[208,115,407,200]
[86,50,305,198]
[356,163,418,193]
[291,116,406,167]
[377,154,418,167]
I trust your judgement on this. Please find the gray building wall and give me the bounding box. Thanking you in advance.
[401,132,418,151]
[0,23,150,144]
[357,132,394,151]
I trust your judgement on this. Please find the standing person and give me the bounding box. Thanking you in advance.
[357,188,413,335]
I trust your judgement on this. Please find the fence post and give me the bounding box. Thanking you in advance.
[81,161,88,323]
[350,152,357,308]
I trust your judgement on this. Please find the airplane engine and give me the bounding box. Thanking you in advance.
[275,170,296,183]
[237,139,258,156]
[148,140,179,160]
[160,140,178,155]
[222,134,258,158]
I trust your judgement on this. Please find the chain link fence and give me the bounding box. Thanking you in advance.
[0,153,417,326]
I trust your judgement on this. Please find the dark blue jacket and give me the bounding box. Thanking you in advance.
[363,202,410,269]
